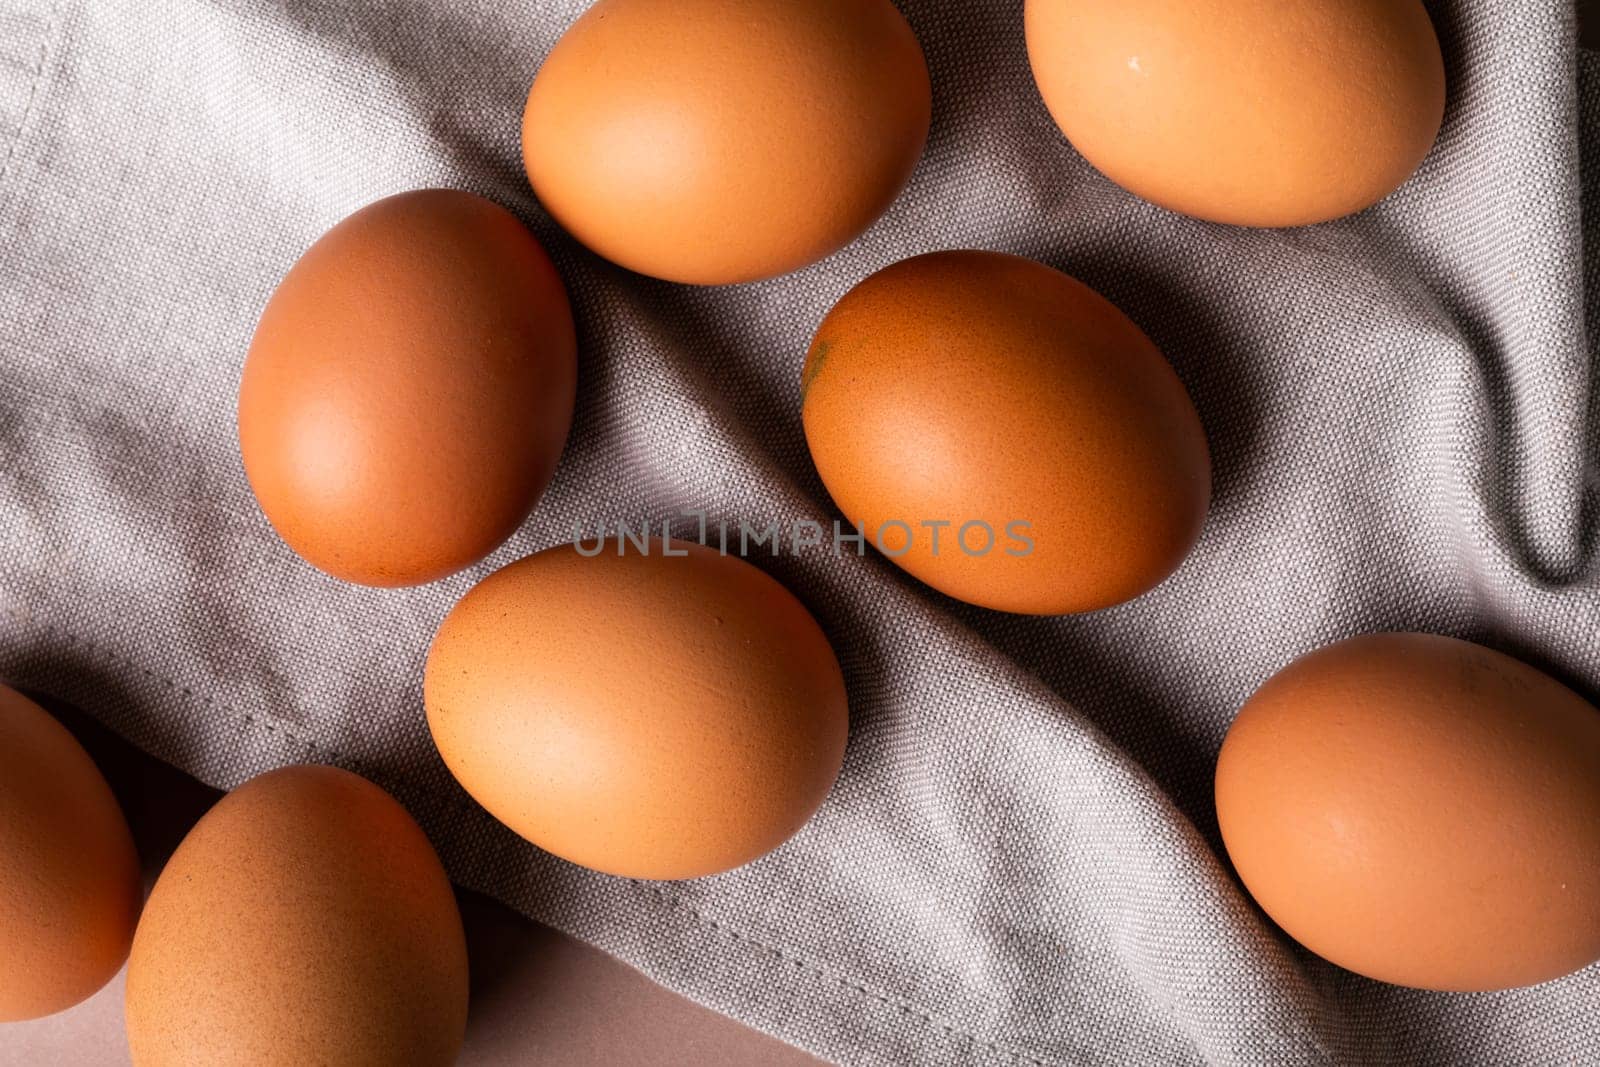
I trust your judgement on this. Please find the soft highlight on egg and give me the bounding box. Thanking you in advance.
[1216,633,1600,992]
[1025,0,1447,227]
[425,541,850,880]
[124,765,469,1066]
[522,0,932,285]
[801,250,1210,615]
[0,684,141,1023]
[238,189,577,587]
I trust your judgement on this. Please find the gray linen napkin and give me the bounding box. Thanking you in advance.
[2,1,1597,1063]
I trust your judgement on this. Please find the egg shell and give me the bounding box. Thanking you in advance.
[124,765,468,1066]
[522,0,931,285]
[800,250,1210,615]
[0,684,141,1022]
[1025,0,1446,227]
[1216,633,1600,992]
[238,189,577,587]
[425,541,849,880]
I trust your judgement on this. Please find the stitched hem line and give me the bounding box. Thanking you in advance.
[0,1,61,197]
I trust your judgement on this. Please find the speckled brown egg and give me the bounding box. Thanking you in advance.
[801,250,1210,615]
[1216,633,1600,991]
[522,0,931,285]
[238,189,577,587]
[425,541,849,880]
[1026,0,1446,227]
[0,684,141,1022]
[124,765,468,1066]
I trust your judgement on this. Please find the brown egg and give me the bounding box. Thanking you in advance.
[801,250,1210,615]
[0,684,141,1022]
[1216,633,1600,991]
[1025,0,1446,227]
[425,541,849,880]
[522,0,931,285]
[238,189,577,587]
[125,765,468,1066]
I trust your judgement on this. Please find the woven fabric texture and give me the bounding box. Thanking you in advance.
[2,1,1598,1064]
